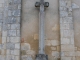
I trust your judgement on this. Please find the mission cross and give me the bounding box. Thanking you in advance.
[35,0,49,60]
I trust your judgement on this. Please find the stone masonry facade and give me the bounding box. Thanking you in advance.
[59,0,75,60]
[0,0,21,60]
[0,0,80,60]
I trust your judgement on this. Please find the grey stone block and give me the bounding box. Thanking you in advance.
[12,10,20,16]
[60,11,68,17]
[17,30,20,37]
[6,43,15,50]
[14,0,21,4]
[7,17,16,24]
[11,24,20,29]
[8,30,16,37]
[0,13,3,19]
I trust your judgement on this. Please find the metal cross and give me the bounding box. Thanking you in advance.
[35,0,49,60]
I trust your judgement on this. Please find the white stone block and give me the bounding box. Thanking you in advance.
[15,43,20,49]
[61,57,72,60]
[61,38,70,44]
[61,45,74,51]
[51,40,59,46]
[2,37,6,43]
[52,51,60,57]
[14,50,20,55]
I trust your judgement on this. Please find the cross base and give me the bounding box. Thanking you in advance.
[35,54,48,60]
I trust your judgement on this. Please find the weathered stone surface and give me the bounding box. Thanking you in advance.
[10,37,20,43]
[8,30,16,36]
[13,10,20,16]
[21,43,30,50]
[51,47,57,51]
[61,38,70,44]
[14,50,20,55]
[14,0,21,4]
[7,17,16,24]
[11,24,20,29]
[17,30,20,36]
[6,43,15,50]
[15,43,20,49]
[52,51,60,57]
[61,45,74,51]
[61,57,72,60]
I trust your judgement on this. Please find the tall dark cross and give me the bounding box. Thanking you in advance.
[35,0,49,60]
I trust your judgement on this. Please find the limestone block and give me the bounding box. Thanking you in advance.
[26,50,35,55]
[61,45,74,51]
[14,0,21,4]
[61,52,65,56]
[6,49,10,55]
[51,46,57,51]
[61,38,70,44]
[0,44,2,50]
[11,24,20,29]
[51,40,59,46]
[59,1,66,7]
[2,37,6,43]
[12,10,20,16]
[60,11,68,17]
[15,43,20,49]
[57,46,60,52]
[70,37,74,44]
[77,47,80,51]
[6,55,15,60]
[66,1,71,8]
[34,34,39,40]
[8,30,16,36]
[2,44,6,49]
[63,17,73,23]
[7,37,10,43]
[1,49,6,55]
[8,10,12,16]
[15,56,20,60]
[10,37,20,43]
[0,4,3,7]
[61,57,72,60]
[0,13,3,19]
[11,50,14,55]
[21,43,30,50]
[17,30,20,37]
[18,4,21,9]
[21,50,26,55]
[63,24,70,29]
[64,51,75,56]
[6,43,15,50]
[72,57,75,60]
[52,51,60,57]
[2,31,7,37]
[7,24,10,29]
[76,57,80,60]
[76,51,80,56]
[0,37,2,44]
[14,49,20,55]
[7,17,16,24]
[45,40,51,46]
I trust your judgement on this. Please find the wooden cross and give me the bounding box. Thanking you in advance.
[35,0,49,60]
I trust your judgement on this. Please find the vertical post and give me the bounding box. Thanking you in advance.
[39,0,45,54]
[35,0,49,60]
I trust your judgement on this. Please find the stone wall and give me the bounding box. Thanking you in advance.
[0,0,80,60]
[59,0,75,60]
[0,0,21,60]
